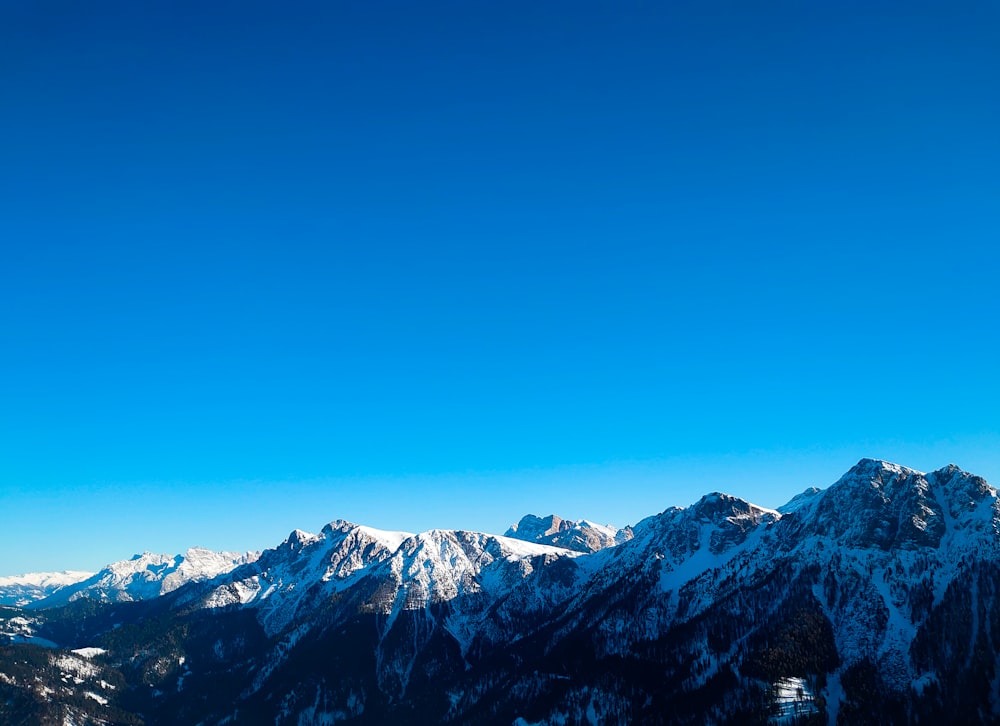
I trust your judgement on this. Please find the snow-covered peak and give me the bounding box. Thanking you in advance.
[0,571,94,607]
[505,514,632,553]
[281,528,322,552]
[361,528,580,611]
[844,457,925,482]
[247,520,410,586]
[506,514,571,539]
[392,529,575,569]
[270,521,413,566]
[925,463,998,527]
[578,518,614,532]
[928,462,995,499]
[627,491,779,566]
[0,570,94,589]
[775,459,1000,554]
[355,528,584,657]
[32,548,260,609]
[321,520,413,552]
[777,486,823,514]
[197,519,414,636]
[159,548,261,594]
[689,491,779,523]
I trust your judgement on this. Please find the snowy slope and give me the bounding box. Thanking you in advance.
[505,514,633,552]
[170,521,587,705]
[10,458,1000,724]
[0,571,93,607]
[545,458,1000,721]
[192,520,414,635]
[771,460,1000,689]
[542,491,781,652]
[359,529,582,637]
[33,547,260,608]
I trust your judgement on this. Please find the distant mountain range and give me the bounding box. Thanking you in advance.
[0,571,93,608]
[1,459,998,724]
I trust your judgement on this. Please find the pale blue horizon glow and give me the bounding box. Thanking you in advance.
[2,1,998,573]
[5,443,1000,574]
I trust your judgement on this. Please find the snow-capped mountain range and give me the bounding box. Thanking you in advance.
[0,571,93,607]
[2,458,999,725]
[2,548,261,609]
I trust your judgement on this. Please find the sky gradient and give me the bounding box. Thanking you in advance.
[2,1,999,574]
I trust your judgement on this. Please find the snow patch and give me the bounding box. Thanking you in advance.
[53,653,99,682]
[84,691,109,706]
[771,677,818,723]
[71,647,107,659]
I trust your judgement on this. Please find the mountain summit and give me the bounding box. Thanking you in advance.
[505,514,632,552]
[33,547,261,608]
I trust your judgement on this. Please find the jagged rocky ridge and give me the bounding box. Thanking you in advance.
[2,459,999,725]
[28,547,262,608]
[505,514,633,553]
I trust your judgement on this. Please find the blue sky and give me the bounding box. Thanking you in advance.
[2,1,998,574]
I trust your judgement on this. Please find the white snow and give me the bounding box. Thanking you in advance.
[356,525,413,551]
[35,548,259,607]
[492,534,584,558]
[84,691,109,706]
[577,520,619,537]
[71,647,107,659]
[53,653,99,680]
[0,570,93,588]
[772,677,818,723]
[0,570,94,606]
[6,457,994,726]
[505,514,630,552]
[868,563,916,658]
[777,487,823,514]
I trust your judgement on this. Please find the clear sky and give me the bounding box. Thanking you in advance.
[2,1,998,574]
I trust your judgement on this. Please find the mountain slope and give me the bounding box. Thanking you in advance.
[33,547,260,608]
[4,459,1000,725]
[189,520,414,636]
[505,514,633,553]
[0,571,93,607]
[478,459,1000,724]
